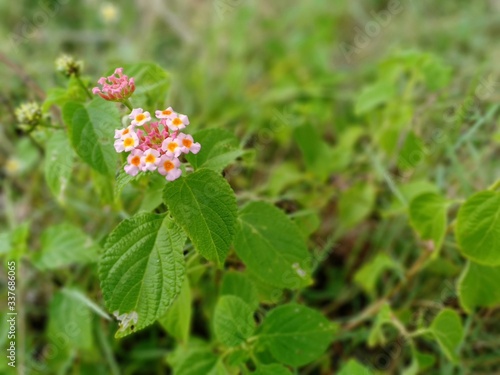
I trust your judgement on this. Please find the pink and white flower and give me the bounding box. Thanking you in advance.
[166,114,189,131]
[114,125,135,139]
[92,67,135,101]
[176,133,201,154]
[129,108,151,127]
[158,155,182,181]
[161,136,182,158]
[141,148,161,171]
[114,132,139,152]
[155,107,176,120]
[124,149,144,176]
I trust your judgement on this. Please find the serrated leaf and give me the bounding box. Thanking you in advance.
[185,129,244,172]
[429,309,463,363]
[34,223,99,270]
[409,193,448,250]
[159,277,192,342]
[44,130,74,202]
[162,169,237,266]
[458,262,500,313]
[456,191,500,265]
[259,304,336,367]
[221,271,259,310]
[338,359,373,375]
[99,214,186,338]
[63,99,119,176]
[234,201,312,289]
[214,296,255,347]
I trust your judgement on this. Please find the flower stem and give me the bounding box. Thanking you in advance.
[76,76,93,100]
[122,99,133,111]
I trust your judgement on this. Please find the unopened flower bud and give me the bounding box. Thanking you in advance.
[55,54,84,77]
[15,102,42,127]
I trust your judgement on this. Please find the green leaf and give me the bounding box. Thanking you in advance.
[185,129,244,172]
[338,359,373,375]
[99,213,186,338]
[429,309,463,363]
[221,271,259,310]
[338,183,376,231]
[355,81,395,115]
[458,262,500,313]
[213,296,255,347]
[456,191,500,265]
[63,99,119,176]
[354,253,401,297]
[253,364,292,375]
[42,87,70,112]
[48,288,93,351]
[293,123,331,178]
[34,223,100,270]
[162,169,237,266]
[368,302,393,347]
[159,277,192,342]
[167,340,218,375]
[234,201,312,289]
[120,62,170,109]
[259,304,336,367]
[409,193,448,250]
[44,130,74,202]
[398,132,427,171]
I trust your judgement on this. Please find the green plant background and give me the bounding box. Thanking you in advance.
[1,1,500,374]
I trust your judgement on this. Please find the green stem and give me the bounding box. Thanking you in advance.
[76,75,93,100]
[488,178,500,191]
[122,99,134,111]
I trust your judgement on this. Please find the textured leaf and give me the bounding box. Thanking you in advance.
[159,277,192,342]
[185,128,244,172]
[409,193,448,250]
[221,271,259,310]
[430,309,463,363]
[63,99,119,176]
[99,214,186,337]
[355,81,395,115]
[34,223,99,270]
[163,169,237,266]
[456,191,500,265]
[259,304,336,367]
[44,131,74,202]
[234,201,311,289]
[213,296,255,347]
[458,262,500,313]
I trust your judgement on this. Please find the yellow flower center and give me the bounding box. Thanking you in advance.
[145,154,156,163]
[135,113,146,122]
[163,160,175,171]
[172,118,182,126]
[182,139,192,148]
[131,156,141,166]
[167,142,178,152]
[162,110,172,116]
[124,138,134,147]
[122,128,129,135]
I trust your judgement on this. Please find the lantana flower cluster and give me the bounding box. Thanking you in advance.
[92,67,135,101]
[114,107,201,181]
